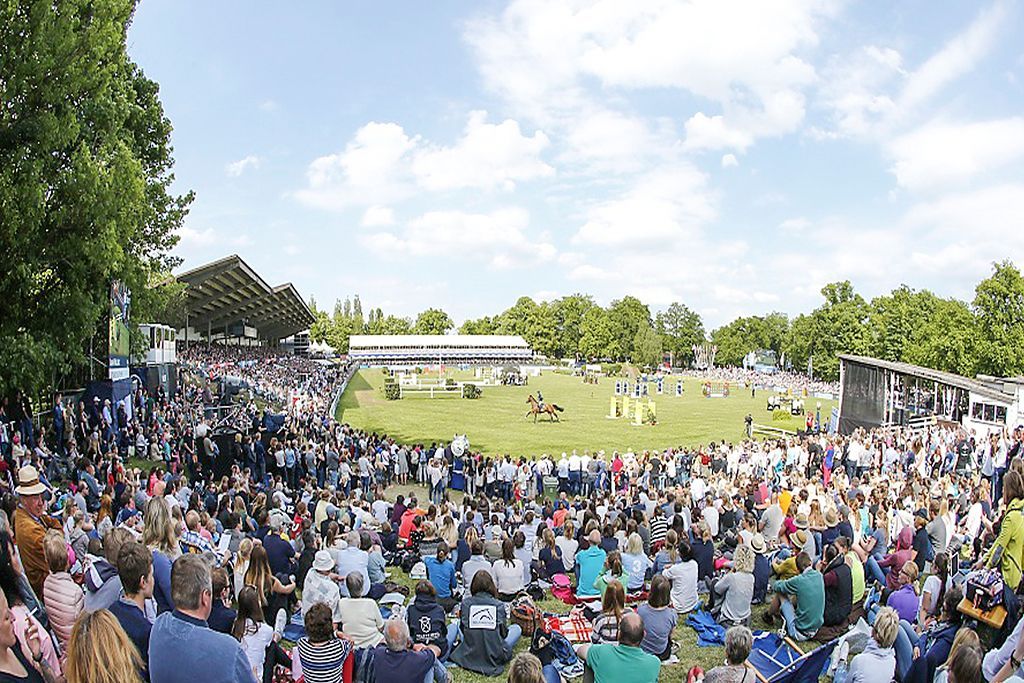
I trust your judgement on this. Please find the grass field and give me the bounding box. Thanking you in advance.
[336,369,835,457]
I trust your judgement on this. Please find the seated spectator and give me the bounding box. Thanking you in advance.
[691,521,715,583]
[621,533,652,592]
[590,579,633,645]
[846,606,899,683]
[593,551,625,597]
[422,542,457,612]
[537,528,565,580]
[407,581,454,659]
[704,626,757,683]
[556,523,578,572]
[507,652,555,683]
[575,531,607,598]
[85,527,133,612]
[461,540,493,592]
[575,612,660,683]
[936,629,982,683]
[302,551,342,629]
[865,526,914,591]
[771,530,809,581]
[902,587,963,683]
[65,608,145,683]
[338,571,384,649]
[652,530,681,575]
[662,539,699,613]
[636,575,678,662]
[919,552,951,628]
[885,561,920,624]
[108,540,155,680]
[374,618,448,683]
[493,539,526,601]
[41,529,82,651]
[767,552,824,642]
[449,571,521,676]
[335,531,370,597]
[231,585,289,683]
[292,602,353,683]
[749,534,771,603]
[709,544,754,627]
[207,568,237,635]
[148,554,254,683]
[0,588,60,683]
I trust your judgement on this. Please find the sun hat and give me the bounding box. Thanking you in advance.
[312,550,334,573]
[794,513,809,530]
[824,508,839,526]
[750,534,767,554]
[792,530,809,547]
[16,465,48,496]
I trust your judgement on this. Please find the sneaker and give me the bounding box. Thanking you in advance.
[838,639,850,664]
[688,666,704,683]
[274,608,288,637]
[664,655,680,666]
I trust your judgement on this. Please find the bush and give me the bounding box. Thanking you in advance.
[383,380,401,400]
[604,363,622,376]
[445,378,456,387]
[462,383,481,399]
[772,409,789,422]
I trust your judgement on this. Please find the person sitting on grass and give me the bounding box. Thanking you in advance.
[575,530,607,599]
[662,539,699,613]
[709,544,754,627]
[373,618,451,683]
[636,575,678,663]
[575,612,660,683]
[590,580,633,645]
[449,571,521,677]
[594,551,625,597]
[422,542,457,612]
[846,606,899,683]
[704,625,757,683]
[766,551,824,642]
[292,602,352,683]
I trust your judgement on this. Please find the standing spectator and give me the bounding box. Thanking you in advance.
[148,554,254,683]
[40,530,82,651]
[108,541,155,680]
[13,466,63,598]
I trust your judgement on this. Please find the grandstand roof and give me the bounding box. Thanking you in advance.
[349,335,530,348]
[175,254,314,340]
[838,354,1014,403]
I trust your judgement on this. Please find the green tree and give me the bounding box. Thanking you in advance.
[413,308,454,335]
[803,281,872,380]
[655,302,705,366]
[0,0,192,393]
[632,324,663,367]
[903,297,978,376]
[607,296,651,361]
[552,294,597,358]
[973,260,1024,376]
[309,311,332,343]
[459,316,495,335]
[380,315,412,336]
[351,294,365,334]
[579,307,615,360]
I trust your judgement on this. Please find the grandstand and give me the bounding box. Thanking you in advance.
[348,334,533,366]
[174,254,315,347]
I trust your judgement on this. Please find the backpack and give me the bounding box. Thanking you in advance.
[965,568,1005,611]
[510,593,543,636]
[551,573,573,603]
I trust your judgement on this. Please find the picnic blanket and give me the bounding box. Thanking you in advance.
[685,609,727,647]
[543,606,593,643]
[551,590,649,607]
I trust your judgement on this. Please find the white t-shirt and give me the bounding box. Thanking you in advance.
[663,559,699,613]
[555,538,578,570]
[922,575,953,616]
[492,559,526,595]
[240,619,275,680]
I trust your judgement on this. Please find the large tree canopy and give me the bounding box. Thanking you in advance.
[0,0,192,394]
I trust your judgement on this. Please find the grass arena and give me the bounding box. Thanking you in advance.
[335,369,836,456]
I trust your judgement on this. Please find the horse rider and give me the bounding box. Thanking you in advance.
[536,390,544,411]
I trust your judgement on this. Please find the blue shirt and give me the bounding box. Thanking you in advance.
[423,557,457,598]
[108,598,152,681]
[149,610,254,683]
[262,533,296,577]
[575,546,607,597]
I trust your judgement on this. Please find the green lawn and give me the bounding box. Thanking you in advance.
[336,369,834,457]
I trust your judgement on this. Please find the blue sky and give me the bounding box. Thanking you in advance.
[127,0,1024,329]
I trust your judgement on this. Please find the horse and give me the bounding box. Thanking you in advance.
[526,394,564,422]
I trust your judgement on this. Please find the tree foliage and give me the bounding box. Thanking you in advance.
[413,308,454,336]
[656,303,705,366]
[0,0,192,394]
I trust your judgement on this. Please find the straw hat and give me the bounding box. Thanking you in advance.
[750,534,767,554]
[824,508,839,526]
[15,465,47,496]
[794,513,809,530]
[792,530,809,547]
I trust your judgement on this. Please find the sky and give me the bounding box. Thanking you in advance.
[127,0,1024,329]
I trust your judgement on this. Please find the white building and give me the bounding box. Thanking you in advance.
[348,335,533,367]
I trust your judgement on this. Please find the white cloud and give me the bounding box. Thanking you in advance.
[225,155,262,177]
[779,217,811,233]
[176,226,218,247]
[361,208,556,269]
[721,154,738,168]
[411,110,553,191]
[361,206,396,227]
[258,100,279,112]
[888,117,1024,191]
[466,0,834,152]
[563,108,673,171]
[294,112,552,210]
[572,166,715,247]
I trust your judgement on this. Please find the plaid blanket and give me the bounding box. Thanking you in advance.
[544,607,594,643]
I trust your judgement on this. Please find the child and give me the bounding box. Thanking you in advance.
[42,529,83,650]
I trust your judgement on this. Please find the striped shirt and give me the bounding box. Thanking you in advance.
[650,517,667,545]
[296,637,352,683]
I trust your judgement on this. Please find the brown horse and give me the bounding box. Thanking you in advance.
[526,394,564,422]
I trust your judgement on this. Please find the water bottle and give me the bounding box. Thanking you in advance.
[834,661,848,683]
